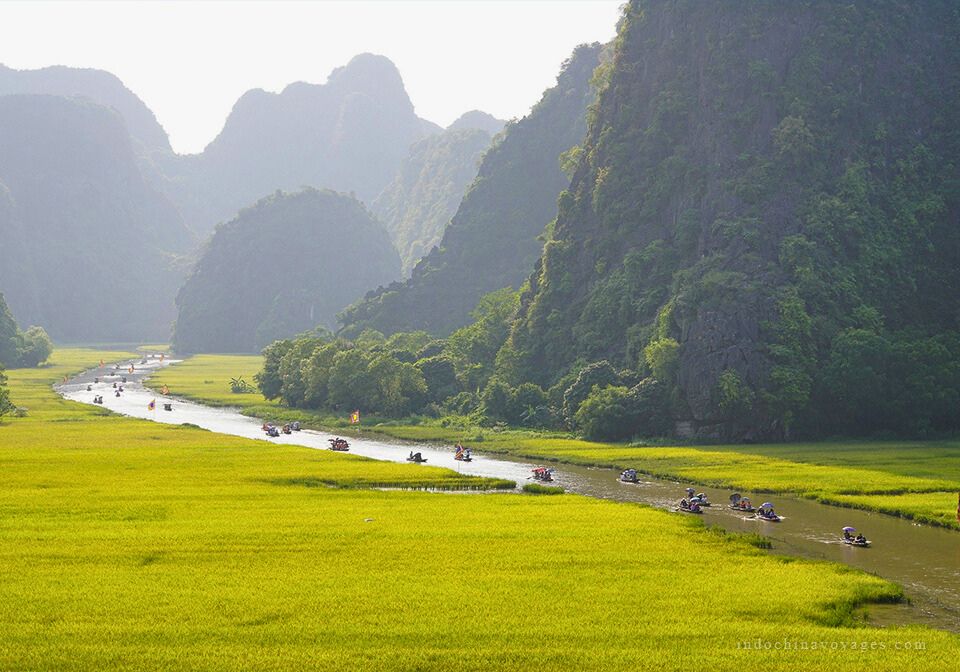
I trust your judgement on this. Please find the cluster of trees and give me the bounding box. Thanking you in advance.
[0,366,12,416]
[257,288,517,418]
[0,293,52,368]
[258,287,672,441]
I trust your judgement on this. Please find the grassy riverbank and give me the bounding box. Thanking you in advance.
[150,354,960,530]
[1,348,956,669]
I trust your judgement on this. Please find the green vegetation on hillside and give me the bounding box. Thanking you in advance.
[172,188,401,354]
[3,349,957,670]
[339,43,603,337]
[374,126,495,273]
[502,0,960,441]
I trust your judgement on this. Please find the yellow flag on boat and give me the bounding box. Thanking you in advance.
[147,399,156,411]
[349,410,360,424]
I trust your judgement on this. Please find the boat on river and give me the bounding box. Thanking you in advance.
[728,493,755,513]
[676,499,703,514]
[755,502,781,522]
[531,466,555,482]
[328,438,350,451]
[842,526,870,546]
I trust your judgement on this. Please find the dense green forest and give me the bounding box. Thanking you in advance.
[502,0,960,439]
[0,292,51,368]
[374,114,502,273]
[0,95,190,342]
[173,188,401,354]
[338,43,603,337]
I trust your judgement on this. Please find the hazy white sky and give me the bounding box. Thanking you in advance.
[0,1,622,154]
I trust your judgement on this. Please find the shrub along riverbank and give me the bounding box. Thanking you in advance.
[150,354,960,530]
[1,348,956,669]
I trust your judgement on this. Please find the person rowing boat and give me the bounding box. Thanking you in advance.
[755,502,781,522]
[676,498,703,514]
[407,451,427,463]
[842,527,870,546]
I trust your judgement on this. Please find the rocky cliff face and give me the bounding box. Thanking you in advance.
[0,95,189,342]
[339,43,602,337]
[504,0,960,439]
[173,188,401,354]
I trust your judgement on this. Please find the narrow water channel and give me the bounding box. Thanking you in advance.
[58,357,960,633]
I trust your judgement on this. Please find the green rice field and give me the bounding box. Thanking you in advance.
[6,349,952,669]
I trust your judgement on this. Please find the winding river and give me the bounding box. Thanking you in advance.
[58,357,960,633]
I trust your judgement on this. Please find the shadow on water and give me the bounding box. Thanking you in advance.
[58,358,960,633]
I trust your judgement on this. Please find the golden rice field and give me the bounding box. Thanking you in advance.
[5,349,955,670]
[150,354,960,529]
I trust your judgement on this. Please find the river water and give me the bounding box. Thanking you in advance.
[58,357,960,633]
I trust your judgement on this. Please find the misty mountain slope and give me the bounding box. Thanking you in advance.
[162,54,439,235]
[503,0,960,439]
[0,64,170,153]
[339,43,603,337]
[173,188,401,354]
[373,122,499,274]
[448,110,505,136]
[0,95,190,342]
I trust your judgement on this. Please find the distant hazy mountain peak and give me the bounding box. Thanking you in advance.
[0,63,170,152]
[448,110,505,135]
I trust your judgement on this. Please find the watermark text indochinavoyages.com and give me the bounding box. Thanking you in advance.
[738,638,927,652]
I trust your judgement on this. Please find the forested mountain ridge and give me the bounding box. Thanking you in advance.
[160,53,441,236]
[373,121,499,273]
[501,0,960,439]
[0,64,170,153]
[339,43,603,337]
[0,95,190,342]
[172,188,401,354]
